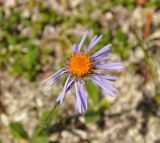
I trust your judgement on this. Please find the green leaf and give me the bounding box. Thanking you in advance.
[31,136,49,143]
[98,100,110,110]
[116,30,126,43]
[10,122,29,140]
[85,107,99,123]
[85,100,110,123]
[86,81,99,104]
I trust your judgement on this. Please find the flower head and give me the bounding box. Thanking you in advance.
[43,31,123,113]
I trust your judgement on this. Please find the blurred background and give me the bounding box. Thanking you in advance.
[0,0,160,143]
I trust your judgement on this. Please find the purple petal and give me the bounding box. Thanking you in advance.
[86,35,97,52]
[95,76,118,93]
[100,79,118,93]
[87,35,103,52]
[75,81,82,113]
[79,81,87,111]
[101,79,118,94]
[95,62,123,70]
[75,81,87,113]
[48,71,66,87]
[93,56,112,61]
[93,74,119,81]
[77,31,88,52]
[42,68,65,83]
[91,43,112,59]
[56,75,71,104]
[42,68,67,88]
[72,44,79,53]
[93,76,118,93]
[90,76,117,96]
[66,77,75,91]
[78,90,86,113]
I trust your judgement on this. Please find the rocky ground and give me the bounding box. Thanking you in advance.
[1,50,160,143]
[0,0,160,143]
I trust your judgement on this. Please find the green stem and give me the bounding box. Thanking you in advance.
[31,102,59,139]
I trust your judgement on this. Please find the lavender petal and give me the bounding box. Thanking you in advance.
[77,31,88,52]
[42,68,67,88]
[75,81,87,113]
[95,62,123,70]
[86,35,97,52]
[91,76,117,96]
[100,79,118,93]
[91,43,112,59]
[79,81,87,111]
[42,68,65,83]
[66,77,75,91]
[87,35,103,52]
[93,56,112,61]
[96,76,118,93]
[75,81,82,113]
[56,75,71,104]
[72,44,79,53]
[93,74,119,81]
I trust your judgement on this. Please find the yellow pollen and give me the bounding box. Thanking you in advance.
[69,53,93,77]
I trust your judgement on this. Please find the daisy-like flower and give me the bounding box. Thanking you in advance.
[43,31,123,113]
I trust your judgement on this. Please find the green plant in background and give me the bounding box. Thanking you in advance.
[9,106,59,143]
[0,0,159,143]
[112,29,132,59]
[0,0,131,80]
[0,8,41,80]
[132,21,160,105]
[9,121,49,143]
[10,122,29,141]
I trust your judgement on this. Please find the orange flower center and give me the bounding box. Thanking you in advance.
[69,53,93,77]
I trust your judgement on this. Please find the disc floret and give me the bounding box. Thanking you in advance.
[69,53,93,78]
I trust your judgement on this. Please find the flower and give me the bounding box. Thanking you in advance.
[43,31,123,113]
